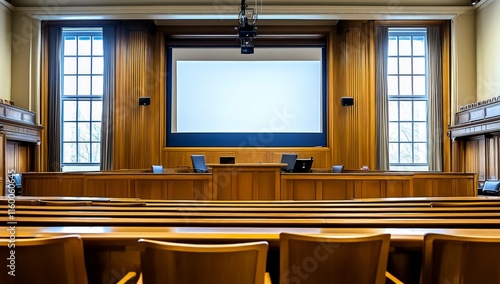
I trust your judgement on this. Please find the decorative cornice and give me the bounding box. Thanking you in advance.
[474,0,496,12]
[0,0,14,12]
[14,5,473,21]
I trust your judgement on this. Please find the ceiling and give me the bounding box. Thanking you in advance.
[5,0,478,21]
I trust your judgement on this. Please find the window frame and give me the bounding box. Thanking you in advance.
[60,28,104,172]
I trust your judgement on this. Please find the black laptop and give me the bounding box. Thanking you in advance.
[292,157,314,173]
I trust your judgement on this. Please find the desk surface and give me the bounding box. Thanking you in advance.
[5,226,500,248]
[207,163,287,168]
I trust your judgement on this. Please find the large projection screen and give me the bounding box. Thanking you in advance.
[167,47,326,147]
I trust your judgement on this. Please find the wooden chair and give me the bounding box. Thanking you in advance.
[131,239,270,284]
[421,233,500,284]
[0,234,88,284]
[279,233,398,284]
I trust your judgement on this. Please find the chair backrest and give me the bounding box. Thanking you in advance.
[280,233,391,284]
[191,154,208,173]
[138,239,269,284]
[331,165,344,173]
[0,234,88,284]
[151,165,163,173]
[421,233,500,284]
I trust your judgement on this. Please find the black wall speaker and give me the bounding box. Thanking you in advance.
[341,97,354,106]
[139,97,151,106]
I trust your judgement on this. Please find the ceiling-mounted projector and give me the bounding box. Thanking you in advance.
[237,0,257,54]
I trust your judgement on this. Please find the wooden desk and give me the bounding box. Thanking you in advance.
[208,163,285,200]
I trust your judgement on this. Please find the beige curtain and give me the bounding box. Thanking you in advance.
[375,26,389,170]
[427,26,443,171]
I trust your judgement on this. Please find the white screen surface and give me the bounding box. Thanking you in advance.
[171,47,323,133]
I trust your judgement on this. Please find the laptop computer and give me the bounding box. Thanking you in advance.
[280,153,298,173]
[191,154,208,173]
[220,156,235,164]
[292,157,314,173]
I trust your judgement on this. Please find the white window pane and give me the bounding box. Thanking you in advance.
[400,101,412,121]
[92,101,102,121]
[413,57,425,74]
[63,101,77,121]
[414,143,427,163]
[413,76,426,96]
[78,57,91,74]
[78,143,91,163]
[414,101,427,121]
[388,76,399,95]
[78,101,91,121]
[389,122,399,142]
[92,143,101,163]
[63,76,77,96]
[92,76,103,96]
[63,143,77,163]
[413,36,426,56]
[399,58,412,74]
[388,57,398,74]
[92,57,103,74]
[63,122,77,141]
[389,101,399,121]
[78,76,91,95]
[398,36,412,56]
[399,76,412,95]
[414,122,427,142]
[400,143,413,163]
[78,122,91,141]
[64,57,77,74]
[64,36,77,55]
[92,36,103,56]
[92,122,101,141]
[400,122,412,142]
[388,36,398,56]
[389,143,399,163]
[78,36,92,55]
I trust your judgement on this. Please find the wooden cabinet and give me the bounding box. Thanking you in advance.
[0,104,42,195]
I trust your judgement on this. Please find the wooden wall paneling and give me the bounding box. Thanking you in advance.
[332,21,376,170]
[212,169,233,200]
[464,138,480,181]
[290,180,317,200]
[321,180,354,200]
[104,179,133,198]
[452,177,474,196]
[487,136,498,180]
[135,179,166,199]
[84,179,106,197]
[22,174,85,196]
[412,178,431,197]
[431,178,453,197]
[385,180,411,197]
[236,171,253,200]
[0,132,4,194]
[478,137,486,182]
[354,180,384,198]
[114,23,159,170]
[5,141,15,173]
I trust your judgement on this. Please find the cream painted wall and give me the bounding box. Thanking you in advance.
[451,13,477,114]
[11,12,40,111]
[476,0,500,101]
[0,3,11,101]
